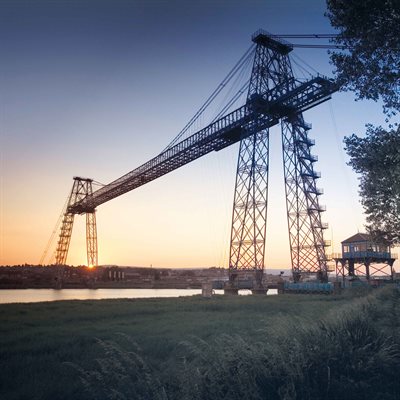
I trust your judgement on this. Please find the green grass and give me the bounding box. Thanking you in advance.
[1,289,400,399]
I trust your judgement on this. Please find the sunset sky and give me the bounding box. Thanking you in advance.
[1,0,398,269]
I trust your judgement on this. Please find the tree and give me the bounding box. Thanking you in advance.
[344,125,400,245]
[326,0,400,116]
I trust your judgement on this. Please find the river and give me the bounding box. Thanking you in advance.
[0,288,278,304]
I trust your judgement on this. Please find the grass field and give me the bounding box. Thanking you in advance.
[1,288,400,400]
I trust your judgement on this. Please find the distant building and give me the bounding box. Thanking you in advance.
[341,233,391,259]
[334,233,397,281]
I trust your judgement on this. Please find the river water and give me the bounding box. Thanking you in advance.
[0,288,278,304]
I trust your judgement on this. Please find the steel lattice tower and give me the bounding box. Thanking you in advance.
[228,33,328,289]
[55,177,98,266]
[51,31,335,279]
[281,115,328,281]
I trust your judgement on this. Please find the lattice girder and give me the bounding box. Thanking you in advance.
[229,32,329,284]
[55,177,98,266]
[86,211,98,267]
[52,31,336,279]
[281,116,328,280]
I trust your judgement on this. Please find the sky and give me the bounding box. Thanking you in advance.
[1,0,397,270]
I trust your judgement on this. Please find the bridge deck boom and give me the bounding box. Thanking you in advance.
[68,76,336,214]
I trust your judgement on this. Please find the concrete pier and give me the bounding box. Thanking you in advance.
[223,287,239,295]
[251,287,268,295]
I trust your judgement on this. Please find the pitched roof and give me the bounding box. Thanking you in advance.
[341,233,371,244]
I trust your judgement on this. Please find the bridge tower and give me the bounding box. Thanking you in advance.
[228,32,328,291]
[49,31,334,283]
[55,177,98,267]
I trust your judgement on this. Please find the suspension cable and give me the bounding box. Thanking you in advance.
[272,34,338,39]
[291,57,313,80]
[92,180,106,187]
[292,44,350,49]
[212,80,250,123]
[291,53,319,77]
[39,194,70,265]
[161,44,256,152]
[211,50,253,122]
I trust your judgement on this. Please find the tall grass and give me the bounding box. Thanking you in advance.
[64,288,400,400]
[66,335,167,400]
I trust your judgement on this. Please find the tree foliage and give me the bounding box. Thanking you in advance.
[344,125,400,245]
[326,0,400,116]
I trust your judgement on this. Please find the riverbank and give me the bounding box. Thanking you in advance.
[1,288,400,399]
[0,265,230,290]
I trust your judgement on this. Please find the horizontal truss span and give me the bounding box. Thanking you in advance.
[68,77,336,214]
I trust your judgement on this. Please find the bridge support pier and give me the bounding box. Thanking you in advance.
[223,287,239,295]
[251,287,268,295]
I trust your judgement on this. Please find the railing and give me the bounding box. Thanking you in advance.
[336,251,397,259]
[300,154,318,162]
[301,171,321,179]
[308,205,326,213]
[252,29,294,50]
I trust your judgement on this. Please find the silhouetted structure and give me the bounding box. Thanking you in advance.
[334,233,397,281]
[52,30,338,289]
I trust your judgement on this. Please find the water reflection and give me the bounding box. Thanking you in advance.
[0,288,277,304]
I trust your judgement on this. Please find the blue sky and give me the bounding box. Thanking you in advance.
[1,0,395,269]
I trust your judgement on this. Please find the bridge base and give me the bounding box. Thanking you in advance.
[224,287,239,295]
[251,287,268,295]
[223,286,268,295]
